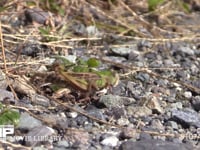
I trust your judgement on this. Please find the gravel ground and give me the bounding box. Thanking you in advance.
[0,1,200,150]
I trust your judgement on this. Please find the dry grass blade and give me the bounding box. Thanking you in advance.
[83,0,145,37]
[0,21,7,72]
[0,21,19,100]
[118,0,179,37]
[0,140,31,150]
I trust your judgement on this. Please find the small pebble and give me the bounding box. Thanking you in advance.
[184,91,192,99]
[101,136,119,147]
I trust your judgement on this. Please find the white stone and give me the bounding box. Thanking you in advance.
[37,65,47,72]
[100,136,119,147]
[184,91,192,99]
[60,112,66,118]
[69,112,78,118]
[117,118,130,126]
[86,26,100,37]
[171,102,183,109]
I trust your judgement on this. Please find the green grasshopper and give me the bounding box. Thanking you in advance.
[53,57,119,96]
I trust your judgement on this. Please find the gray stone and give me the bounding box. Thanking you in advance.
[191,96,200,111]
[120,97,136,106]
[86,26,100,37]
[25,8,56,25]
[146,96,164,114]
[0,89,14,102]
[192,79,200,89]
[139,132,152,140]
[0,70,7,89]
[128,51,141,61]
[138,40,152,48]
[149,60,163,68]
[190,64,199,74]
[76,115,88,126]
[85,105,105,121]
[119,139,193,150]
[163,59,174,66]
[107,107,126,119]
[150,119,164,131]
[111,81,126,95]
[111,44,137,56]
[171,109,200,128]
[18,112,42,130]
[127,106,152,117]
[167,121,178,130]
[72,23,86,35]
[135,73,150,83]
[99,94,124,108]
[117,118,130,126]
[31,94,50,107]
[25,126,56,146]
[127,81,136,93]
[103,56,127,64]
[120,128,138,139]
[65,129,90,148]
[56,140,70,148]
[179,46,194,56]
[171,102,183,109]
[32,147,48,150]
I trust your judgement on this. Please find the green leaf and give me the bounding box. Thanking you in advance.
[73,66,89,72]
[96,70,113,78]
[87,58,100,68]
[0,109,20,125]
[26,1,37,7]
[148,0,164,11]
[50,84,65,92]
[95,77,107,88]
[76,58,88,66]
[182,2,190,13]
[39,26,56,42]
[0,5,11,13]
[0,102,3,109]
[177,0,190,13]
[93,70,117,87]
[58,8,65,16]
[39,26,51,35]
[73,58,91,72]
